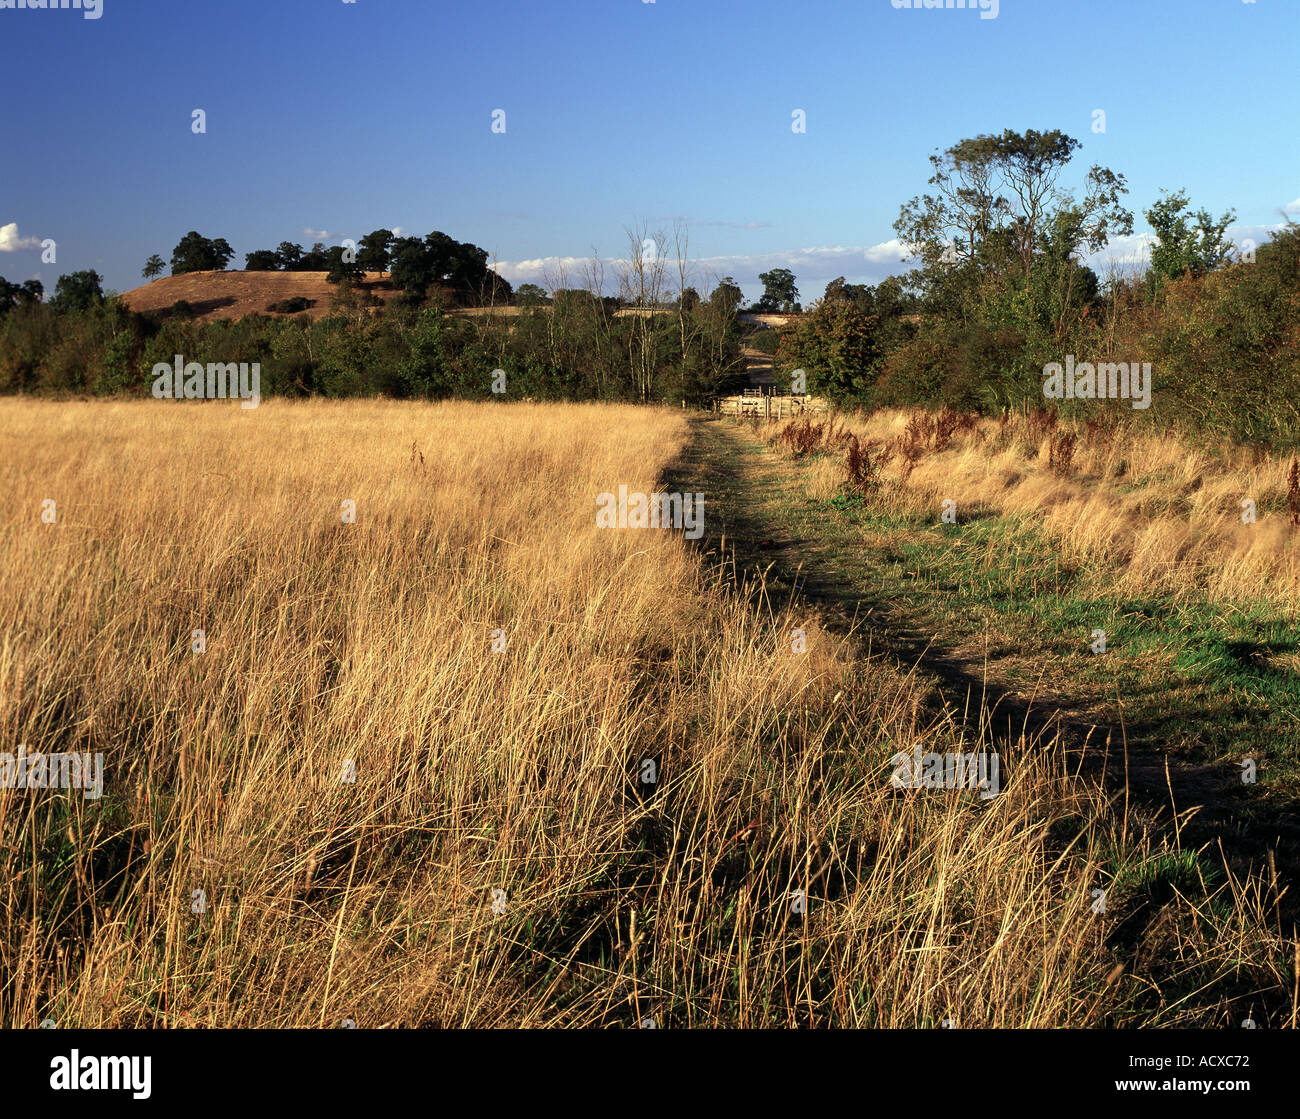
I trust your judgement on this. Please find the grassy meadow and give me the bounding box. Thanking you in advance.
[754,408,1300,792]
[0,398,1294,1028]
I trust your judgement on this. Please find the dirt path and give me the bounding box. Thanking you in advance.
[665,415,1298,926]
[740,344,774,384]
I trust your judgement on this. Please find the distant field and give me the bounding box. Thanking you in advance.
[119,269,403,322]
[3,399,1292,1027]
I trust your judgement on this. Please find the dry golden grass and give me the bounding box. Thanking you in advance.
[0,399,1290,1027]
[777,408,1300,608]
[119,270,402,322]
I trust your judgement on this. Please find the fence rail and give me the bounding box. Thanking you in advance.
[714,394,827,419]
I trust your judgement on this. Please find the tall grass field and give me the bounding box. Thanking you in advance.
[1,399,1292,1028]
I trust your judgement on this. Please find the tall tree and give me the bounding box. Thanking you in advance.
[389,236,435,298]
[300,242,330,270]
[1145,189,1237,288]
[895,129,1132,282]
[244,249,282,271]
[276,242,303,270]
[142,254,166,279]
[757,268,800,313]
[357,229,395,276]
[50,270,105,312]
[325,246,365,285]
[170,232,235,274]
[708,276,744,316]
[387,232,505,304]
[618,223,671,402]
[515,282,548,307]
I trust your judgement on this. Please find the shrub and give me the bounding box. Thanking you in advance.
[267,297,311,314]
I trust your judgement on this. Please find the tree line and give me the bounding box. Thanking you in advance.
[4,131,1299,444]
[778,128,1300,446]
[137,228,514,304]
[0,223,749,405]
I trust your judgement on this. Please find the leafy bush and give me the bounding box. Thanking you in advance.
[267,297,311,314]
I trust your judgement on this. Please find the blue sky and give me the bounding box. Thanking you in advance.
[1,0,1297,303]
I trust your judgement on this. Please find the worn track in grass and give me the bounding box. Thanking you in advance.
[665,414,1297,930]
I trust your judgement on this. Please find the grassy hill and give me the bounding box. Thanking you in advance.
[119,272,684,324]
[120,270,402,322]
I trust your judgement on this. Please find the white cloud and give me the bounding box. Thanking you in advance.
[1085,232,1155,270]
[491,256,592,286]
[1284,197,1300,215]
[0,222,42,252]
[1221,221,1291,249]
[303,227,330,240]
[863,238,916,265]
[491,239,918,298]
